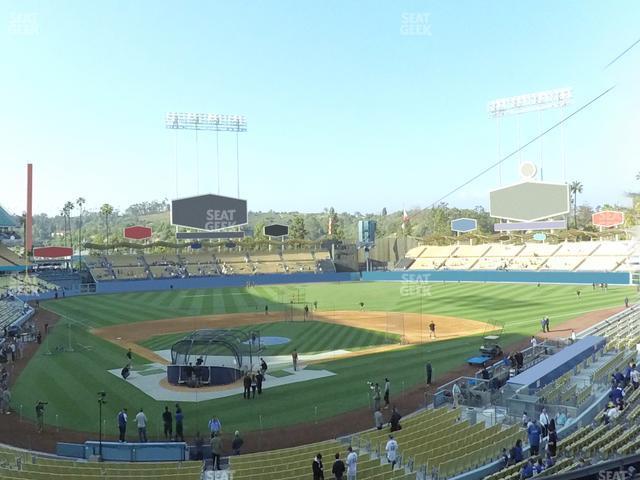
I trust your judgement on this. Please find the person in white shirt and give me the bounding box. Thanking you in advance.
[539,408,550,437]
[570,330,577,343]
[346,446,358,480]
[452,382,462,408]
[531,336,538,349]
[630,368,640,389]
[135,408,148,443]
[385,435,398,470]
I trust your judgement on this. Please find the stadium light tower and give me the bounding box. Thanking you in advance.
[165,112,248,198]
[488,88,572,183]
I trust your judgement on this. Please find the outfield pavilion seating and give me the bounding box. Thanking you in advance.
[0,444,202,480]
[404,240,637,272]
[0,244,25,268]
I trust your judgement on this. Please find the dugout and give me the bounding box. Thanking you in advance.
[167,329,260,386]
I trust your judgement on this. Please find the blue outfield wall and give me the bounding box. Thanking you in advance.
[361,269,631,285]
[95,272,359,294]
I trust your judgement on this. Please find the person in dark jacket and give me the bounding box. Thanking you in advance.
[546,419,557,457]
[162,406,173,440]
[425,362,432,385]
[256,371,264,395]
[510,439,523,464]
[231,430,244,455]
[312,453,324,480]
[332,452,346,479]
[389,406,402,432]
[243,372,252,399]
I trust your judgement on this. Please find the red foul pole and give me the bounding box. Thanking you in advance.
[26,163,33,255]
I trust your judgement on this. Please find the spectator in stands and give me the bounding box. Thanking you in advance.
[510,439,524,464]
[539,408,550,437]
[546,419,557,456]
[332,452,346,480]
[210,432,223,470]
[555,410,567,428]
[544,452,555,468]
[534,458,545,474]
[500,448,509,469]
[631,365,640,390]
[604,401,621,424]
[135,408,148,442]
[521,412,529,428]
[452,382,462,408]
[527,419,541,456]
[520,458,535,479]
[231,430,244,455]
[389,406,402,432]
[162,406,173,440]
[385,435,398,470]
[610,382,625,407]
[374,408,384,430]
[346,446,357,480]
[624,362,634,386]
[312,453,324,480]
[515,351,524,372]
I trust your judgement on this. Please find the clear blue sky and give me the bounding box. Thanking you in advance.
[1,0,639,217]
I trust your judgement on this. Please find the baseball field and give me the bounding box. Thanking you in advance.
[10,281,635,441]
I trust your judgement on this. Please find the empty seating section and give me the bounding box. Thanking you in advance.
[0,298,27,331]
[0,447,202,480]
[404,241,637,272]
[0,244,24,267]
[86,251,332,281]
[405,246,426,258]
[0,275,57,296]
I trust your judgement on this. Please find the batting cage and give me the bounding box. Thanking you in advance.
[168,329,262,386]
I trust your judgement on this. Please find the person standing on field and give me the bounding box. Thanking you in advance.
[426,362,433,385]
[383,378,390,409]
[162,406,173,440]
[117,407,127,442]
[175,404,184,442]
[135,408,148,442]
[292,349,299,371]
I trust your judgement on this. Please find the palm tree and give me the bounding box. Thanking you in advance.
[100,203,114,253]
[569,181,583,229]
[62,201,75,248]
[76,197,86,265]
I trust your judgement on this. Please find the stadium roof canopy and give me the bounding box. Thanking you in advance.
[0,205,18,228]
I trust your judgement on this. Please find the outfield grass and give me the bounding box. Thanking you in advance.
[141,321,400,355]
[11,282,635,438]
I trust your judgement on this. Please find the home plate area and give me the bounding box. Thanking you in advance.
[107,350,343,402]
